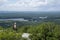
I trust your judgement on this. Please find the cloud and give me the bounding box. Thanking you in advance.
[0,0,7,5]
[5,0,48,8]
[0,0,48,11]
[0,0,7,2]
[0,0,60,11]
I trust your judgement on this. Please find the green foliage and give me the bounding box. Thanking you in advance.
[0,31,22,40]
[28,22,60,40]
[0,22,60,40]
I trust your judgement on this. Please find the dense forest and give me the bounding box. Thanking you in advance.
[0,11,60,19]
[0,12,60,40]
[0,22,60,40]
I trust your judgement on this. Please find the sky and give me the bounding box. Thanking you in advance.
[0,0,60,11]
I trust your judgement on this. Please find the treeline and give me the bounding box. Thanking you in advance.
[0,22,60,40]
[0,12,60,19]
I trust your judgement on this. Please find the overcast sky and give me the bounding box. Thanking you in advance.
[0,0,60,11]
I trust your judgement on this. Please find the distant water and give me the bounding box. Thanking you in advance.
[0,18,28,21]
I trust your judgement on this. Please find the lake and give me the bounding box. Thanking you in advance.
[0,18,28,21]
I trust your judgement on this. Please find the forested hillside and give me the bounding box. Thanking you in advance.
[0,22,60,40]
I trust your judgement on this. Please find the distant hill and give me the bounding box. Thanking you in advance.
[0,11,60,19]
